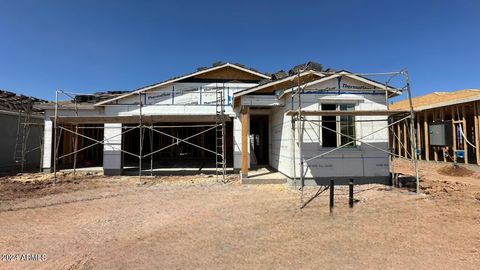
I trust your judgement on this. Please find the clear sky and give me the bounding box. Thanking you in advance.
[0,0,479,101]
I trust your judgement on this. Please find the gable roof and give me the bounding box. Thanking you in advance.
[390,89,480,111]
[234,70,398,100]
[233,70,325,99]
[95,63,270,106]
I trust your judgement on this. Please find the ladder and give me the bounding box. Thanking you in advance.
[215,87,227,182]
[13,108,31,172]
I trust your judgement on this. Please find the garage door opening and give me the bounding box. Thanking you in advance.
[122,121,233,175]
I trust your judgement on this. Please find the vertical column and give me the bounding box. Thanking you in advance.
[241,107,249,178]
[475,101,480,165]
[440,108,446,162]
[416,113,422,160]
[396,123,401,157]
[462,105,468,164]
[42,119,53,172]
[402,121,408,158]
[423,111,429,161]
[433,110,438,162]
[103,123,123,175]
[452,106,457,163]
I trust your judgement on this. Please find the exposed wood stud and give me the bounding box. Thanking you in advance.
[475,101,480,165]
[416,113,422,160]
[423,110,429,161]
[440,108,446,162]
[403,121,408,158]
[451,106,457,163]
[462,105,468,164]
[397,123,401,157]
[433,109,438,162]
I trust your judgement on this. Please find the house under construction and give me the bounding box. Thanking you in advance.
[390,89,480,165]
[37,62,416,186]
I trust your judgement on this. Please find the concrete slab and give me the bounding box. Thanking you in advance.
[242,166,287,184]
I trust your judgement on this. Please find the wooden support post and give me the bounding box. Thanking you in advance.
[440,108,446,162]
[423,111,429,161]
[462,105,468,164]
[451,107,457,163]
[403,121,408,158]
[475,101,480,165]
[241,107,249,178]
[433,109,438,162]
[416,113,422,160]
[396,123,401,157]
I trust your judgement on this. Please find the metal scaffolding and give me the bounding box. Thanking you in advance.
[52,88,229,184]
[289,68,419,202]
[12,99,44,173]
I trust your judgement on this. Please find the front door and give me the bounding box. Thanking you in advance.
[250,115,269,165]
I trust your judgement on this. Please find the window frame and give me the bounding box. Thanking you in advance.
[319,102,357,149]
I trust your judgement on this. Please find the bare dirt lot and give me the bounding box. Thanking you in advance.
[1,161,479,269]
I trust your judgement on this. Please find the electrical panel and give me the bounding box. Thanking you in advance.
[429,121,453,146]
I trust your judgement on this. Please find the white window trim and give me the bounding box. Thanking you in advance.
[319,102,358,149]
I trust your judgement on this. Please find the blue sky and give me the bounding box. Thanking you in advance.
[0,0,479,101]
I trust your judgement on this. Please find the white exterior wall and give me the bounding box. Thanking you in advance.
[269,76,390,182]
[270,105,294,177]
[42,120,53,172]
[103,123,122,175]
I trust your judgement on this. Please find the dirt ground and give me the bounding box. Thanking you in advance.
[0,160,479,269]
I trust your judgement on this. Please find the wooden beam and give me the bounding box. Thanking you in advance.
[451,106,457,163]
[241,108,249,177]
[433,109,438,162]
[462,105,468,164]
[475,101,480,165]
[423,110,429,161]
[403,121,408,158]
[440,108,446,162]
[416,113,422,160]
[397,123,401,157]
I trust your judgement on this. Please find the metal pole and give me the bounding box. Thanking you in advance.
[291,117,297,189]
[39,127,44,173]
[72,97,79,180]
[53,90,59,184]
[73,125,79,180]
[150,124,153,176]
[139,93,143,182]
[403,70,420,193]
[349,178,354,208]
[329,179,334,211]
[297,71,305,201]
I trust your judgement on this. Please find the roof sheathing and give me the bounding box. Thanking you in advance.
[390,89,480,111]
